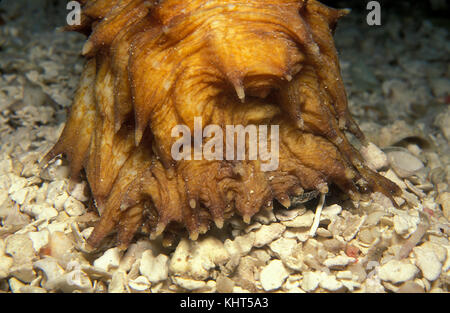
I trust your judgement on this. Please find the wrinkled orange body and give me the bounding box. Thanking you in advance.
[46,0,400,247]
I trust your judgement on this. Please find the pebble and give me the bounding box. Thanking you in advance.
[393,212,420,238]
[382,170,407,190]
[60,269,92,293]
[40,162,70,181]
[28,230,49,252]
[0,239,13,280]
[364,276,385,293]
[397,281,425,293]
[33,258,65,290]
[269,237,297,260]
[216,275,234,293]
[93,247,122,272]
[259,260,289,291]
[63,196,86,217]
[319,273,343,291]
[8,175,27,194]
[128,276,151,292]
[274,206,306,222]
[0,158,13,175]
[139,250,169,284]
[108,270,126,293]
[22,203,58,220]
[19,286,47,293]
[169,237,230,280]
[46,181,69,210]
[284,228,310,242]
[434,109,450,141]
[253,223,286,247]
[323,254,356,269]
[44,231,74,260]
[360,142,388,171]
[172,276,206,291]
[5,233,36,265]
[10,187,29,205]
[340,280,361,292]
[253,207,277,224]
[429,77,450,97]
[224,232,255,257]
[8,277,26,293]
[321,204,342,221]
[283,274,301,291]
[386,151,425,178]
[316,228,332,238]
[413,246,442,281]
[336,271,353,280]
[69,181,89,202]
[251,249,271,264]
[341,212,366,242]
[300,271,321,292]
[281,210,314,228]
[378,260,419,284]
[287,287,305,293]
[118,240,156,272]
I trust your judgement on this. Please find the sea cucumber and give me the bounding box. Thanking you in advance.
[44,0,401,248]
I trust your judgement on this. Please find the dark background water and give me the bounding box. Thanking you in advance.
[0,0,449,31]
[324,0,449,19]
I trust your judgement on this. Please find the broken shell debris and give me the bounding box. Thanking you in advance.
[0,0,449,293]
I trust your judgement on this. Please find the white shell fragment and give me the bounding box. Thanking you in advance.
[300,271,321,292]
[393,211,420,238]
[259,260,289,291]
[139,250,169,284]
[281,210,315,228]
[386,151,425,178]
[5,234,36,282]
[224,232,255,257]
[253,223,286,247]
[378,260,419,284]
[93,247,122,272]
[172,276,206,291]
[128,276,151,292]
[33,257,92,292]
[361,142,388,171]
[0,239,13,280]
[318,273,343,291]
[63,196,86,217]
[269,237,297,261]
[169,237,230,281]
[323,254,356,269]
[413,246,442,281]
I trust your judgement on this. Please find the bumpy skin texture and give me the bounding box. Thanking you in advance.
[45,0,400,248]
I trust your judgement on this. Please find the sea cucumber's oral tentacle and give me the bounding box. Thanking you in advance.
[278,64,365,170]
[82,0,150,57]
[278,123,360,194]
[110,18,154,133]
[230,160,273,223]
[86,143,152,247]
[177,160,234,229]
[84,56,136,203]
[83,0,120,20]
[42,59,97,179]
[116,205,144,248]
[301,1,365,139]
